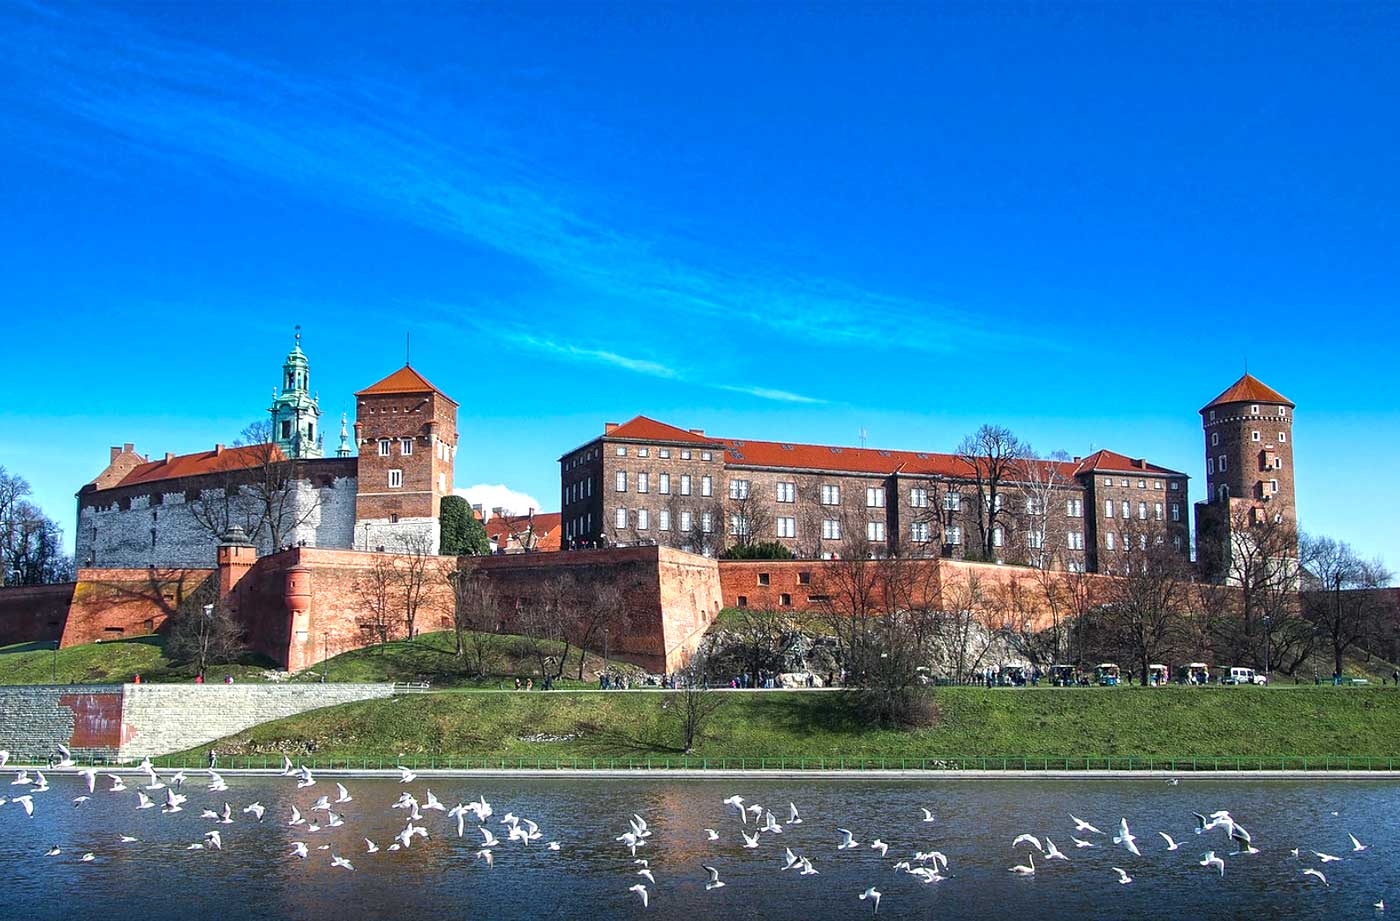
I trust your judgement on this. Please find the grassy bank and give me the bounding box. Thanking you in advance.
[0,637,274,684]
[184,685,1400,765]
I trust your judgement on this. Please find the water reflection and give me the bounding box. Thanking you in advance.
[0,774,1394,920]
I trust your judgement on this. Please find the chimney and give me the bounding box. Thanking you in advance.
[689,428,705,436]
[491,506,505,519]
[604,422,619,434]
[164,452,175,463]
[110,446,122,462]
[214,444,225,456]
[1072,456,1081,463]
[123,443,134,453]
[527,506,535,518]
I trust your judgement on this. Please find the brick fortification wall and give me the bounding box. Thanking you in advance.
[0,569,215,651]
[0,583,76,647]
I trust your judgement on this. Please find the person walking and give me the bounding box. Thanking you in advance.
[207,749,217,770]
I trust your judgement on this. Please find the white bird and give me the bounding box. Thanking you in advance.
[1009,853,1035,875]
[288,806,305,826]
[331,854,354,871]
[1012,834,1042,852]
[310,795,332,812]
[55,743,74,767]
[207,771,228,793]
[0,751,8,767]
[859,887,881,914]
[547,841,560,851]
[783,847,801,870]
[73,796,90,807]
[32,770,49,792]
[1044,838,1068,860]
[920,807,936,823]
[1314,851,1342,863]
[448,803,470,837]
[788,802,803,825]
[243,803,265,821]
[396,766,417,784]
[1375,900,1385,912]
[78,768,96,794]
[280,756,294,775]
[1071,815,1103,834]
[476,848,493,868]
[1301,868,1328,886]
[296,766,315,788]
[909,867,944,884]
[1071,837,1095,849]
[45,846,61,856]
[80,852,94,862]
[1112,866,1132,885]
[746,803,764,820]
[204,830,222,851]
[723,795,745,821]
[617,831,643,856]
[119,836,138,843]
[636,868,655,885]
[1200,851,1225,876]
[162,789,186,813]
[326,811,344,827]
[837,828,859,850]
[742,830,760,849]
[11,769,32,785]
[1159,832,1180,851]
[628,884,649,908]
[871,840,888,857]
[705,828,719,841]
[289,842,308,859]
[335,783,352,803]
[704,864,725,890]
[760,811,783,834]
[170,771,187,789]
[799,857,820,875]
[1349,833,1368,852]
[106,774,126,792]
[135,792,155,810]
[479,827,500,848]
[423,789,446,812]
[1113,818,1140,856]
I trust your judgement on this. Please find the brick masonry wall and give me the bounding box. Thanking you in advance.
[62,568,216,646]
[118,683,394,761]
[0,583,75,647]
[0,685,125,762]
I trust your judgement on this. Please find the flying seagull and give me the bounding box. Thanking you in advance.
[703,865,726,890]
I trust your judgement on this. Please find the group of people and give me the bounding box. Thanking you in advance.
[511,676,556,691]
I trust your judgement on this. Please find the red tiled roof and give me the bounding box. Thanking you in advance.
[113,444,283,489]
[1071,449,1185,478]
[719,437,1084,481]
[606,416,719,444]
[1201,374,1294,413]
[486,512,562,552]
[355,365,457,404]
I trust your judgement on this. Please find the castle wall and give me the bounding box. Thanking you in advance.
[0,583,75,647]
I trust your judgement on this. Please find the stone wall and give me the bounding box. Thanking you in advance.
[0,583,75,647]
[0,685,125,761]
[118,683,394,761]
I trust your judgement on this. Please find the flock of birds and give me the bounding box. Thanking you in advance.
[0,746,1389,915]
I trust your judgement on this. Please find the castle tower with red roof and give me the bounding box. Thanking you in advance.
[1195,373,1298,581]
[352,364,458,553]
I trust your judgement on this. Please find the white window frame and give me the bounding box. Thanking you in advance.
[866,486,885,508]
[658,473,670,495]
[821,484,840,506]
[637,508,649,530]
[388,469,402,488]
[866,521,885,542]
[615,507,627,529]
[400,438,413,455]
[821,519,841,541]
[378,439,391,457]
[615,471,627,492]
[909,487,928,508]
[659,509,671,531]
[776,516,796,539]
[637,472,649,494]
[680,475,691,496]
[776,482,796,503]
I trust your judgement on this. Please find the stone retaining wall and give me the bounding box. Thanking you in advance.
[0,685,125,762]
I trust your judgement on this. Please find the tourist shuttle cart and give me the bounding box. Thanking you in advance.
[1176,662,1211,685]
[999,665,1027,686]
[1223,666,1266,685]
[1049,664,1078,687]
[1095,663,1121,686]
[1147,664,1169,686]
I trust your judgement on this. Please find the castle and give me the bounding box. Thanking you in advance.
[75,336,458,567]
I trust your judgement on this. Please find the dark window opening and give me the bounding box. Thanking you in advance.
[757,572,770,586]
[798,571,812,585]
[779,593,792,607]
[737,595,748,608]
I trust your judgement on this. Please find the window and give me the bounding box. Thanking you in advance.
[777,482,796,503]
[637,447,649,458]
[1138,501,1147,520]
[388,469,402,488]
[616,446,627,456]
[867,521,885,541]
[1250,405,1259,415]
[680,475,692,496]
[1104,477,1113,486]
[1173,535,1184,551]
[911,522,930,543]
[282,420,293,440]
[1066,498,1083,518]
[822,519,842,540]
[1208,457,1216,475]
[1105,499,1115,518]
[1067,531,1084,550]
[637,472,649,494]
[659,509,671,531]
[1209,410,1217,422]
[737,595,748,608]
[821,484,841,506]
[1120,501,1130,519]
[728,515,751,537]
[1278,432,1287,443]
[1273,457,1283,470]
[1137,479,1146,489]
[1219,455,1228,472]
[944,492,961,512]
[637,509,650,530]
[659,473,670,494]
[776,516,796,538]
[779,593,792,607]
[866,487,885,508]
[658,449,670,459]
[701,476,713,497]
[1251,431,1261,442]
[992,526,1004,548]
[681,450,692,460]
[1270,478,1279,494]
[991,494,1004,512]
[615,508,627,529]
[1218,484,1230,501]
[1025,496,1044,515]
[1105,532,1116,551]
[701,513,713,533]
[1121,479,1130,487]
[944,525,961,545]
[615,471,627,492]
[1154,502,1163,521]
[400,438,413,455]
[701,451,712,461]
[1139,534,1149,550]
[729,479,750,499]
[909,488,928,508]
[1154,480,1163,490]
[378,439,391,456]
[1171,481,1181,491]
[1068,560,1086,573]
[1278,406,1287,416]
[758,572,771,586]
[1171,502,1181,522]
[680,511,692,532]
[1211,432,1219,446]
[798,571,812,585]
[1027,529,1044,550]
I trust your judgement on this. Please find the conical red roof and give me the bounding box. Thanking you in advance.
[355,365,456,404]
[1200,374,1293,413]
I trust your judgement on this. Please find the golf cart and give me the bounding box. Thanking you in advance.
[999,664,1028,687]
[1176,662,1211,685]
[1147,664,1169,686]
[1095,663,1121,686]
[1049,664,1079,687]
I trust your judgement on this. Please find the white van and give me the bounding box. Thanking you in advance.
[1223,666,1267,686]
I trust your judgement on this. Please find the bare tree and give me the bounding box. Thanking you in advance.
[0,467,72,586]
[165,586,246,680]
[354,552,399,646]
[671,646,726,753]
[1201,503,1304,673]
[725,480,773,552]
[187,421,318,551]
[724,608,791,682]
[394,530,435,641]
[937,569,999,682]
[900,474,955,560]
[1017,451,1073,570]
[1303,534,1393,678]
[447,557,499,676]
[1102,522,1192,684]
[955,425,1030,562]
[574,581,623,680]
[670,495,725,557]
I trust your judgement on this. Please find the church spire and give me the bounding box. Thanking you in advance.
[337,412,352,457]
[269,327,323,459]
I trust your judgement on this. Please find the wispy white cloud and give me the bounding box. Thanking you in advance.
[454,484,543,518]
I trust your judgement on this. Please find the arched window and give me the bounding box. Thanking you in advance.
[1217,484,1229,502]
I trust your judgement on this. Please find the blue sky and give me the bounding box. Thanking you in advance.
[0,1,1396,570]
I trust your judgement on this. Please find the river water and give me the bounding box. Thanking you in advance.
[0,773,1394,920]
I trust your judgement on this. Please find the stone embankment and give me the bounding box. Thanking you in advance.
[0,683,394,763]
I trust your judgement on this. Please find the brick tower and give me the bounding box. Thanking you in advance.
[1195,373,1297,582]
[352,365,458,553]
